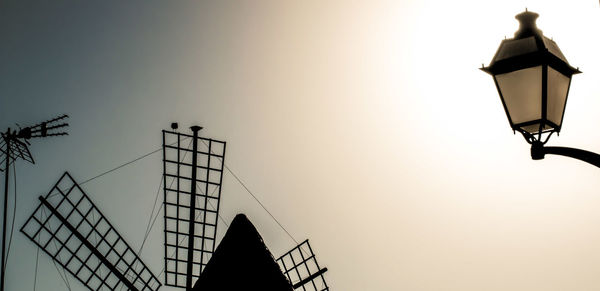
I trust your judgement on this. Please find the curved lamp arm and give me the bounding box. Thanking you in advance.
[531,142,600,168]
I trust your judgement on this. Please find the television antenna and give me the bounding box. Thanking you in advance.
[0,114,69,291]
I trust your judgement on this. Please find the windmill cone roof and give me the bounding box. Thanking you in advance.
[192,213,294,291]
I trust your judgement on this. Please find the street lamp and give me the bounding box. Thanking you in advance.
[482,10,600,167]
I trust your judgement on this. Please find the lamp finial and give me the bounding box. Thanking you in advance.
[514,10,542,39]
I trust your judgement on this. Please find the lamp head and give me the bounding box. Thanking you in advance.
[481,10,580,144]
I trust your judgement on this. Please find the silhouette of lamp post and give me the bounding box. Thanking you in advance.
[481,10,600,167]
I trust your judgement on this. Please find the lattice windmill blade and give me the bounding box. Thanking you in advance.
[277,240,329,291]
[20,172,162,291]
[162,126,226,289]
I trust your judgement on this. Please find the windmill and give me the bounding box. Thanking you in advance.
[1,114,69,291]
[161,124,329,291]
[14,121,330,290]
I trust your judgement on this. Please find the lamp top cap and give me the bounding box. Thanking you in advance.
[514,9,542,39]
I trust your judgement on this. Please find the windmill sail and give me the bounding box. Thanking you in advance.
[20,172,161,291]
[277,240,329,291]
[162,127,226,288]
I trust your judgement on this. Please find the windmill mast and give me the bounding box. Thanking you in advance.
[0,115,68,291]
[186,125,202,290]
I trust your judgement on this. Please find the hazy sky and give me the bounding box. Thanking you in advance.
[1,1,600,290]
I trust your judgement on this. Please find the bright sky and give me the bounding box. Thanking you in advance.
[1,1,600,290]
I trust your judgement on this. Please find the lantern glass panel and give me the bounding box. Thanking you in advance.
[495,66,542,126]
[547,66,571,127]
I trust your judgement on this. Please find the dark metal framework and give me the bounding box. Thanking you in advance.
[20,172,161,291]
[480,12,600,168]
[277,240,329,291]
[0,137,33,171]
[480,11,580,144]
[1,114,69,171]
[529,141,600,167]
[162,128,226,289]
[1,114,69,291]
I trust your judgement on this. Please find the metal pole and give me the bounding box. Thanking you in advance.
[162,130,169,284]
[531,141,600,167]
[1,132,10,291]
[186,126,201,290]
[198,139,211,276]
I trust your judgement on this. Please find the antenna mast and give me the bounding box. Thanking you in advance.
[0,114,68,291]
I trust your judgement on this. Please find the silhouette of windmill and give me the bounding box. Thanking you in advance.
[162,124,329,291]
[15,121,330,290]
